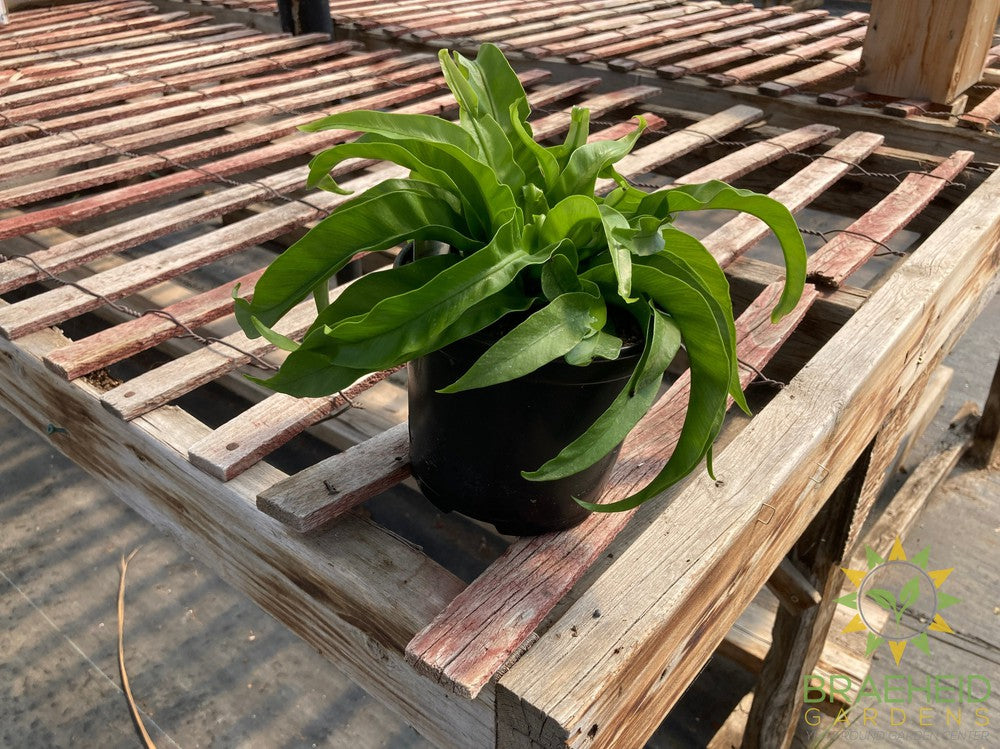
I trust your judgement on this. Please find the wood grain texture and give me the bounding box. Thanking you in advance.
[258,422,411,532]
[742,448,873,749]
[658,15,861,80]
[703,130,885,267]
[969,353,1000,468]
[807,150,974,287]
[673,122,838,185]
[0,306,494,748]
[595,104,765,194]
[707,19,867,87]
[406,282,819,700]
[188,368,400,481]
[495,166,1000,749]
[758,47,862,97]
[858,0,1000,103]
[42,269,264,380]
[618,9,798,70]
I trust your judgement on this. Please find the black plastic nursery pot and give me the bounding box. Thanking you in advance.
[407,324,642,537]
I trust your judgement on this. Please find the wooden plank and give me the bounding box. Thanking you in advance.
[42,269,265,381]
[557,6,752,64]
[595,104,765,193]
[188,368,400,481]
[766,558,820,615]
[849,407,978,567]
[969,354,1000,468]
[742,448,872,749]
[844,365,951,554]
[701,130,886,267]
[0,60,436,207]
[673,122,838,184]
[0,162,404,340]
[858,0,1000,104]
[613,9,815,71]
[706,19,867,87]
[0,16,230,68]
[0,78,442,239]
[567,5,756,65]
[100,299,320,421]
[0,313,495,749]
[406,281,819,699]
[0,166,306,294]
[257,422,411,532]
[807,151,973,287]
[0,195,332,340]
[493,166,1000,749]
[472,1,673,44]
[758,47,862,97]
[658,15,863,80]
[959,86,1000,131]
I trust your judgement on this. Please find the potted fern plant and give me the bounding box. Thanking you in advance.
[235,44,807,535]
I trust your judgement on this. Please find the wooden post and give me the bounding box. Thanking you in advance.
[741,443,875,749]
[276,0,333,35]
[858,0,1000,104]
[969,352,1000,468]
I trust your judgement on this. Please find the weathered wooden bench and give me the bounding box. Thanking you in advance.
[2,3,1000,746]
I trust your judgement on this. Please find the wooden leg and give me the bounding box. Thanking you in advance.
[741,443,875,749]
[969,352,1000,469]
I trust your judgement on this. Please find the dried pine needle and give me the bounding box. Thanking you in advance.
[118,548,157,749]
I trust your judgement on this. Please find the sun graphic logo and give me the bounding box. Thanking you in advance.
[837,537,960,666]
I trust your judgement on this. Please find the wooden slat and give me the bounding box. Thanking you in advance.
[706,18,867,86]
[258,422,411,532]
[701,130,885,267]
[657,15,863,80]
[0,78,442,238]
[406,281,819,698]
[526,5,741,61]
[0,57,436,191]
[188,368,401,481]
[0,162,403,340]
[595,104,765,193]
[0,167,306,294]
[42,269,265,381]
[473,1,676,44]
[0,308,494,749]
[959,86,1000,131]
[673,122,838,184]
[808,151,974,287]
[0,16,231,68]
[610,9,813,72]
[493,166,1000,749]
[758,47,863,97]
[565,5,755,65]
[100,300,320,420]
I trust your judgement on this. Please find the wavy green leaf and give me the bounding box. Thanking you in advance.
[565,330,623,366]
[255,284,533,398]
[305,136,518,236]
[440,291,607,392]
[526,307,679,482]
[303,254,459,337]
[298,109,477,153]
[312,223,558,368]
[636,181,806,321]
[551,117,645,201]
[578,264,732,511]
[235,183,476,334]
[642,229,747,414]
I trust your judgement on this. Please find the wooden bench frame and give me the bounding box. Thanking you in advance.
[3,4,1000,747]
